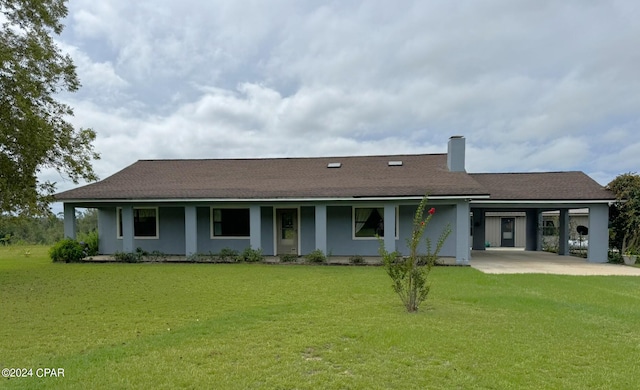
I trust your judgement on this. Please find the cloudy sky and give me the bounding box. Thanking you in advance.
[47,0,639,202]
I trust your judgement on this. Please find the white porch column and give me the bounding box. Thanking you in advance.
[121,205,135,253]
[184,206,198,256]
[455,200,470,264]
[63,203,76,239]
[588,204,609,263]
[315,205,327,254]
[558,209,570,256]
[384,204,396,253]
[249,205,261,250]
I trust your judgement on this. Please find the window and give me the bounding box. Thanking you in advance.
[117,207,158,239]
[212,208,250,238]
[543,220,557,236]
[354,207,384,238]
[353,207,386,238]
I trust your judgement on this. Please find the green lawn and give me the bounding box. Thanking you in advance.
[2,246,640,389]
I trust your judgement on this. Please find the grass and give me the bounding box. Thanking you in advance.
[2,245,640,389]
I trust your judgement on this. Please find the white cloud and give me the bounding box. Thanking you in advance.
[58,42,128,93]
[595,140,640,175]
[41,0,640,200]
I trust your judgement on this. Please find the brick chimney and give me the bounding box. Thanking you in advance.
[447,136,466,172]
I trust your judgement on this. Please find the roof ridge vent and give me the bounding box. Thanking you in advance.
[388,161,403,166]
[327,162,342,168]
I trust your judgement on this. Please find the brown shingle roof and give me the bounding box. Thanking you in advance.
[55,155,615,202]
[55,154,489,201]
[470,172,614,201]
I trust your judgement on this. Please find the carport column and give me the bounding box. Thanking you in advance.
[588,203,609,263]
[558,209,570,256]
[184,206,198,256]
[536,211,544,251]
[384,204,396,253]
[315,205,327,254]
[121,205,135,253]
[63,203,76,239]
[455,200,471,264]
[525,209,539,251]
[471,208,486,250]
[249,205,261,250]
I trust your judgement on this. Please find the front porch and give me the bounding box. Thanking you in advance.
[61,199,473,264]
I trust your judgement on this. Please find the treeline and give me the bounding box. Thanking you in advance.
[0,209,98,245]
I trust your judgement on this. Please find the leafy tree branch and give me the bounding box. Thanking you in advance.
[1,0,99,216]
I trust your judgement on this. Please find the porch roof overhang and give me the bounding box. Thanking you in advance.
[470,199,614,210]
[59,193,492,206]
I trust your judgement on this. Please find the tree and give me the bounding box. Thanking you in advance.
[378,196,451,312]
[0,213,63,244]
[607,173,640,253]
[75,208,97,235]
[0,208,96,245]
[0,0,99,216]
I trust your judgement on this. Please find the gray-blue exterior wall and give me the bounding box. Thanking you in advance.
[587,203,609,263]
[98,206,275,255]
[98,207,186,254]
[326,206,380,256]
[396,204,456,257]
[96,203,458,257]
[261,207,274,255]
[98,208,117,254]
[300,206,316,255]
[196,207,249,253]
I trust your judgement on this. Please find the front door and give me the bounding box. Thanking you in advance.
[276,209,298,255]
[501,218,515,247]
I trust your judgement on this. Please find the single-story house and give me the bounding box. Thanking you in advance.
[55,136,615,264]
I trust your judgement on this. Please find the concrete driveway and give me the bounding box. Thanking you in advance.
[470,249,640,276]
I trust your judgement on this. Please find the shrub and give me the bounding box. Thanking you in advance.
[77,230,99,256]
[349,254,365,265]
[114,247,146,263]
[379,196,451,313]
[204,251,217,262]
[236,247,264,263]
[542,240,558,253]
[114,252,137,263]
[49,238,85,263]
[217,247,239,262]
[186,253,201,262]
[0,233,11,245]
[147,250,168,262]
[305,249,326,264]
[608,249,623,264]
[280,254,298,263]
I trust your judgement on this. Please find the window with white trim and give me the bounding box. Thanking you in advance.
[211,208,250,238]
[353,207,399,239]
[542,218,558,236]
[117,207,159,239]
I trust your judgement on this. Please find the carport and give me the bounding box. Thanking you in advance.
[469,172,614,263]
